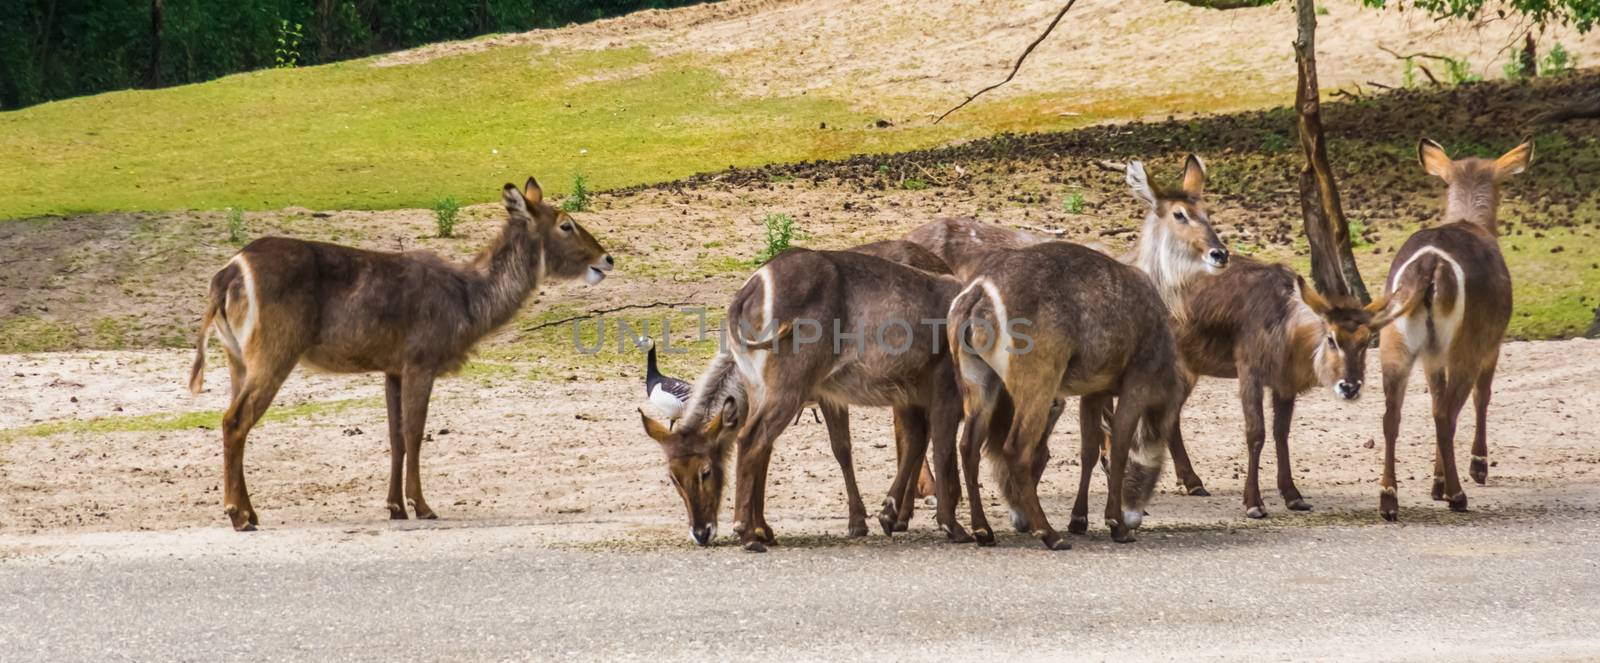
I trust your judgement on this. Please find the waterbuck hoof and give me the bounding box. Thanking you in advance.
[892,520,909,533]
[1186,486,1211,497]
[1245,506,1267,519]
[1432,479,1447,501]
[743,539,768,553]
[1067,516,1088,535]
[1041,532,1071,551]
[877,512,897,536]
[416,510,438,521]
[1286,498,1312,511]
[388,503,408,520]
[942,522,974,544]
[1448,493,1469,512]
[1381,510,1398,522]
[754,526,777,545]
[1470,458,1489,485]
[1380,491,1399,522]
[847,522,869,538]
[973,528,996,547]
[1109,524,1135,544]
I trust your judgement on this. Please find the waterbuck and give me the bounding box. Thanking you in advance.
[187,178,612,530]
[1171,261,1405,518]
[639,248,967,551]
[1376,139,1526,521]
[908,156,1229,512]
[948,241,1183,549]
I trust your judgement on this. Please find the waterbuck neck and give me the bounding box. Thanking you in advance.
[1287,297,1334,391]
[469,220,544,335]
[1133,214,1210,322]
[1442,180,1501,235]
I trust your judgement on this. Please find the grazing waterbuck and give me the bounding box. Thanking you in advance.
[948,241,1184,550]
[188,178,613,530]
[640,248,967,551]
[1376,139,1526,521]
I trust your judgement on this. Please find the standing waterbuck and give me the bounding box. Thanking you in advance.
[188,178,613,530]
[948,242,1184,550]
[1376,139,1527,521]
[640,248,967,551]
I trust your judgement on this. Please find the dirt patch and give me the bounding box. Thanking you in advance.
[375,0,1600,124]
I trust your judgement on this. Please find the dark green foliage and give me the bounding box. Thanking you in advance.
[0,0,714,110]
[1360,0,1598,33]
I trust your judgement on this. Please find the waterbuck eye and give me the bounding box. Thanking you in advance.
[1326,335,1336,347]
[699,465,712,480]
[560,221,575,232]
[1173,210,1189,223]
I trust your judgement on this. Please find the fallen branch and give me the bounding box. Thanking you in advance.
[1020,224,1068,236]
[934,0,1079,124]
[522,300,697,333]
[1092,159,1128,173]
[1530,91,1600,125]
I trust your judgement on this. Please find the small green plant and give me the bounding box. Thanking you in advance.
[225,207,245,244]
[1502,57,1525,82]
[1062,192,1086,214]
[901,178,928,191]
[1402,58,1418,88]
[274,21,303,69]
[1443,57,1480,85]
[1543,42,1573,75]
[432,197,461,238]
[756,213,798,264]
[1315,5,1329,15]
[1348,219,1369,248]
[560,173,590,212]
[1261,132,1290,153]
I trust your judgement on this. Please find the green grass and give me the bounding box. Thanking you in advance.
[0,397,379,443]
[0,45,966,220]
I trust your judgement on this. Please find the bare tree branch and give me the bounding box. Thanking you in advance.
[934,0,1079,124]
[521,301,696,333]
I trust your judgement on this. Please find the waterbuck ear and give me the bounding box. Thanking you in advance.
[1493,139,1533,181]
[1296,274,1332,316]
[1125,161,1156,207]
[719,396,740,429]
[639,409,672,443]
[1364,293,1398,329]
[503,183,530,218]
[523,177,545,207]
[1418,138,1453,180]
[1181,154,1207,199]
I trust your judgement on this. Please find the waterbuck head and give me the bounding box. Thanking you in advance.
[1127,155,1230,273]
[1418,138,1533,234]
[1296,276,1406,401]
[639,397,740,546]
[501,177,613,284]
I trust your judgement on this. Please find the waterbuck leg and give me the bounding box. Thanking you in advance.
[958,395,998,546]
[1432,371,1475,513]
[384,373,407,520]
[1103,394,1142,543]
[1470,357,1497,485]
[818,402,868,537]
[1168,374,1209,496]
[881,406,927,535]
[400,367,438,520]
[219,359,294,531]
[1271,391,1309,511]
[891,411,924,531]
[1379,345,1416,522]
[734,401,801,552]
[1008,394,1065,550]
[927,399,968,543]
[1071,394,1112,535]
[1238,378,1268,519]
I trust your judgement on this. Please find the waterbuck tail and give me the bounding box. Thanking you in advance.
[1123,405,1173,513]
[189,262,240,395]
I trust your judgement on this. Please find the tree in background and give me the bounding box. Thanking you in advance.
[0,0,714,110]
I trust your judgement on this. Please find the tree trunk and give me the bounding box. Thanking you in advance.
[1522,32,1538,78]
[318,0,334,62]
[1292,0,1368,303]
[145,0,163,88]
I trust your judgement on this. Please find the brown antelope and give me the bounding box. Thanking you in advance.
[1171,261,1405,518]
[906,156,1229,515]
[188,178,612,530]
[948,241,1183,550]
[642,240,944,540]
[640,248,967,551]
[1376,139,1525,521]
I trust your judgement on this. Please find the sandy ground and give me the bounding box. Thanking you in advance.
[3,338,1596,537]
[377,0,1600,122]
[1,341,1599,660]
